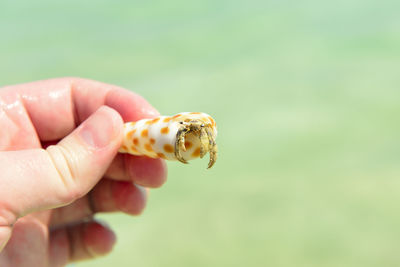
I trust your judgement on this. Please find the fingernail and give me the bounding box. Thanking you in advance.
[143,105,160,117]
[79,106,121,149]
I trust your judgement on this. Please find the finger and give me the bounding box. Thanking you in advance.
[1,216,48,266]
[50,179,147,227]
[0,77,159,141]
[125,155,167,188]
[104,153,128,181]
[0,92,41,150]
[49,220,116,266]
[104,153,167,188]
[44,147,167,188]
[0,106,122,249]
[0,225,11,252]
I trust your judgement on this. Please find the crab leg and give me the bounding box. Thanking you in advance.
[118,112,218,168]
[199,127,209,158]
[206,127,218,168]
[175,127,189,164]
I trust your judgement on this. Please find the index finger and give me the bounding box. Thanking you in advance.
[1,77,159,141]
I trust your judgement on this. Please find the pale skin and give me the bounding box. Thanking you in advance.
[0,78,167,267]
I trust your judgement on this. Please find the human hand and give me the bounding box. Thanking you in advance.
[0,78,167,266]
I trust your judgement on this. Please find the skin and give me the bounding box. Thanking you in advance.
[0,77,167,267]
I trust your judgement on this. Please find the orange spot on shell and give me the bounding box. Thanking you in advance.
[164,144,174,153]
[150,138,156,145]
[130,146,138,153]
[133,138,139,145]
[184,141,192,149]
[130,121,136,126]
[192,147,201,157]
[121,145,128,151]
[141,129,148,137]
[208,116,216,126]
[161,127,169,134]
[172,114,182,119]
[157,152,166,159]
[163,117,172,123]
[145,143,153,152]
[127,129,136,139]
[190,112,201,114]
[146,118,160,124]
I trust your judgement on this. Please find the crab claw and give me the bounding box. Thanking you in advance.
[206,128,218,168]
[207,146,218,169]
[199,127,209,159]
[175,127,189,164]
[175,144,189,164]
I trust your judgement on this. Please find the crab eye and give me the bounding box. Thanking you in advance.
[179,122,184,124]
[201,124,205,127]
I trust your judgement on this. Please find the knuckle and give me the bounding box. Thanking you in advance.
[46,145,84,202]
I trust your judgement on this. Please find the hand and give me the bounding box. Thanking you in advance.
[0,78,167,266]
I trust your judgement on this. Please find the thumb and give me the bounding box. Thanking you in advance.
[0,106,123,250]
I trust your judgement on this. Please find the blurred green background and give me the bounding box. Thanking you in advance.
[2,0,400,266]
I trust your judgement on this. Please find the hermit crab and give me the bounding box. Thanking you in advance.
[119,112,218,168]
